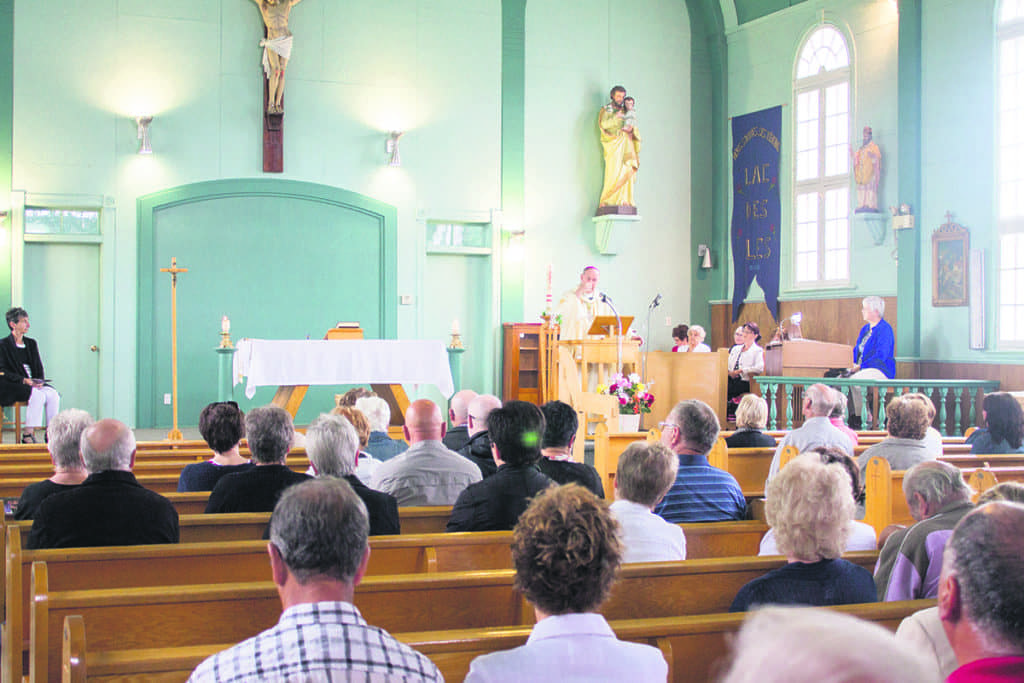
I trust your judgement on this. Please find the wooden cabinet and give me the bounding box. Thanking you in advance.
[503,323,541,404]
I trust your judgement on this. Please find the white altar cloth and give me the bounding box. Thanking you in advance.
[234,339,454,399]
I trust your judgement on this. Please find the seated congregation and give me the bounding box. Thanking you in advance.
[5,386,1024,681]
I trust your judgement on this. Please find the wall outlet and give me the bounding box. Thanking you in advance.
[163,393,172,405]
[400,294,413,305]
[665,316,672,326]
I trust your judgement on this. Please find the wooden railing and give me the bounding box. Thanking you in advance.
[756,376,1000,435]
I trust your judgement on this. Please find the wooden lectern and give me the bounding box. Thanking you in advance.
[270,326,411,429]
[763,338,853,377]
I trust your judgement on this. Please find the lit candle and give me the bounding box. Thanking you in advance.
[451,319,460,335]
[221,316,230,334]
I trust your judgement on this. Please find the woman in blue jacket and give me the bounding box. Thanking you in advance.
[849,296,894,429]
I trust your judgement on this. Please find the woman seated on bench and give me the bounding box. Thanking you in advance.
[759,447,876,555]
[966,391,1024,455]
[731,453,877,611]
[465,484,668,681]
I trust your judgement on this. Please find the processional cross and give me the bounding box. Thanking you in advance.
[160,257,188,441]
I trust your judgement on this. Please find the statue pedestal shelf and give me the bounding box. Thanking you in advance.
[593,214,641,255]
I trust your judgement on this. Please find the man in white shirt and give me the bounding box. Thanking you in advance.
[765,383,854,487]
[609,441,685,562]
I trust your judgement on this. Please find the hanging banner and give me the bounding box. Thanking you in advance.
[731,106,781,322]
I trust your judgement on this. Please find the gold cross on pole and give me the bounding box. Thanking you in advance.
[160,257,189,441]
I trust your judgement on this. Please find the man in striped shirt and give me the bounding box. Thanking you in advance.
[654,399,746,523]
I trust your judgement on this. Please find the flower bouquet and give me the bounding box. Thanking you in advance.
[599,373,654,415]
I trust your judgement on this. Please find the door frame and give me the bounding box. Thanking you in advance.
[416,208,503,395]
[8,191,114,417]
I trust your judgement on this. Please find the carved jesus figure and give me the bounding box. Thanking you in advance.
[251,0,304,114]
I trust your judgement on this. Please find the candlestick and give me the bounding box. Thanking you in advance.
[221,315,230,334]
[451,319,461,335]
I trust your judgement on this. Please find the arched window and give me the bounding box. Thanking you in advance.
[793,25,851,285]
[999,1,1024,344]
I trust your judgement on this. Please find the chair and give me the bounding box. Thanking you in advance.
[2,402,25,443]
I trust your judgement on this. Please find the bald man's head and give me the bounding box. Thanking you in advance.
[81,419,136,473]
[403,399,445,444]
[468,394,502,437]
[449,390,478,426]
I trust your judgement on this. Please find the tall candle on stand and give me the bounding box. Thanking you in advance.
[545,264,553,316]
[221,316,230,334]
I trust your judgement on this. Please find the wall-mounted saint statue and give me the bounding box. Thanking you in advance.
[597,86,642,215]
[853,125,881,213]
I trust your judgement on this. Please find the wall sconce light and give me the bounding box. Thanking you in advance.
[889,203,915,230]
[386,131,404,167]
[697,244,712,269]
[136,116,153,155]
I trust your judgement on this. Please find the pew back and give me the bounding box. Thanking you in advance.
[31,551,878,681]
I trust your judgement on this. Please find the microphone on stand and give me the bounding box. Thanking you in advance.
[600,292,614,305]
[650,293,662,309]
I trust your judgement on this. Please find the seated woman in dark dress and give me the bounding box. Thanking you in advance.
[730,453,877,611]
[966,392,1024,455]
[725,395,776,448]
[14,409,93,519]
[177,402,253,492]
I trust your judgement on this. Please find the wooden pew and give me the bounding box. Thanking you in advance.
[30,551,879,681]
[5,518,771,681]
[60,597,928,683]
[591,422,659,495]
[399,599,932,683]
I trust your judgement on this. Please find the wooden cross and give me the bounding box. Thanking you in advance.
[159,257,188,441]
[944,211,955,225]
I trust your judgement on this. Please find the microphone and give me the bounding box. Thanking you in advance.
[650,294,662,308]
[600,292,614,304]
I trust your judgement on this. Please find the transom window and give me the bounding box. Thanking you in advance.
[999,1,1024,344]
[24,208,100,236]
[793,25,850,286]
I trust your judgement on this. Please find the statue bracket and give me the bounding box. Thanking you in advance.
[853,212,887,247]
[592,214,641,255]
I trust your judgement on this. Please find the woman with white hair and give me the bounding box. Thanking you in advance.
[355,395,409,461]
[721,606,941,683]
[730,453,876,611]
[678,324,710,352]
[848,295,895,428]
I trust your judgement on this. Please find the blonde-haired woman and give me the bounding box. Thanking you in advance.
[730,453,877,611]
[725,394,776,448]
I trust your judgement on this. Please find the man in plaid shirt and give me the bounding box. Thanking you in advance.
[189,478,443,682]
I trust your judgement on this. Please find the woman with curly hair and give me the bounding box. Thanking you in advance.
[856,393,941,478]
[465,484,667,681]
[966,392,1024,454]
[730,453,877,611]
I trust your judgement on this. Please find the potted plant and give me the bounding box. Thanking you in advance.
[599,373,654,432]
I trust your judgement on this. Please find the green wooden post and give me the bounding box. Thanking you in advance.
[446,346,465,397]
[216,347,237,402]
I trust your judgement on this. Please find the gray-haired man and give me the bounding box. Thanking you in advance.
[189,478,442,682]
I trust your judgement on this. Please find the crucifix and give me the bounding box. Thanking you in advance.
[249,0,305,172]
[160,257,189,441]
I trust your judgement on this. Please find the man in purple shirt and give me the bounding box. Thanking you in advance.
[874,461,973,601]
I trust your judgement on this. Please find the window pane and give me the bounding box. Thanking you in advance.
[24,208,100,235]
[1001,0,1024,23]
[796,26,850,78]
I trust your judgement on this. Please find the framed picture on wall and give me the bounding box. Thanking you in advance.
[932,215,969,307]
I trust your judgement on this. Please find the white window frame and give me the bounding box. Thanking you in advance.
[998,3,1024,347]
[792,25,852,288]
